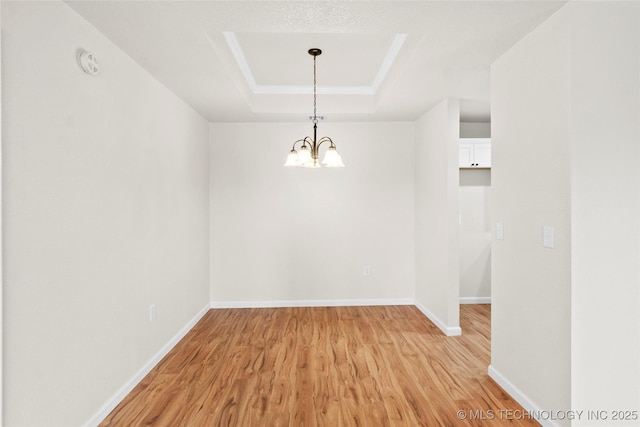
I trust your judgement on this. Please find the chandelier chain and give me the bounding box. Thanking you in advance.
[313,54,317,124]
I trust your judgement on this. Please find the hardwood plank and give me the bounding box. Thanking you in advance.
[100,305,539,426]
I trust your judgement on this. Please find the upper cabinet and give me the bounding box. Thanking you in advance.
[459,138,491,168]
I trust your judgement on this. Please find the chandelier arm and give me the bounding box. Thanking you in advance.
[290,138,306,150]
[304,136,314,147]
[316,136,336,148]
[294,137,314,149]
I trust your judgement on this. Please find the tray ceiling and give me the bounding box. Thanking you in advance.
[66,1,566,122]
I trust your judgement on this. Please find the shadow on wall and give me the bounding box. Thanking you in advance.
[459,169,491,300]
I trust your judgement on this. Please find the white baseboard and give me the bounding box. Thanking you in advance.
[460,296,492,304]
[488,365,560,427]
[210,298,414,309]
[83,303,211,427]
[414,301,462,336]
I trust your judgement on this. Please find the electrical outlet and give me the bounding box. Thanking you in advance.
[150,304,157,322]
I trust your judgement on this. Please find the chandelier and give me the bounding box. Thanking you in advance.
[284,48,345,168]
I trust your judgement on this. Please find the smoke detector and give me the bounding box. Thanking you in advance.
[77,49,99,75]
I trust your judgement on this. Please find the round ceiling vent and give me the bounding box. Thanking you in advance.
[77,50,99,75]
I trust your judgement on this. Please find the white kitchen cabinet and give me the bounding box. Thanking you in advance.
[459,138,491,168]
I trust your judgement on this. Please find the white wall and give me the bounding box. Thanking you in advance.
[209,122,415,305]
[491,2,640,426]
[460,122,490,139]
[459,122,491,302]
[491,5,572,424]
[0,2,4,421]
[414,99,461,335]
[569,2,640,424]
[2,2,210,425]
[459,170,491,301]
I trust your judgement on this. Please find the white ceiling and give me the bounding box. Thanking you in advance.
[66,1,566,123]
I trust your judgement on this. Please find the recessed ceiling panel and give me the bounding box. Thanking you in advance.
[235,32,396,87]
[225,31,407,95]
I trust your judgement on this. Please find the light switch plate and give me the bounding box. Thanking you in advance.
[496,223,504,240]
[543,226,554,248]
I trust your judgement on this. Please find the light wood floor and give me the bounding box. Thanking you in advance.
[100,305,539,426]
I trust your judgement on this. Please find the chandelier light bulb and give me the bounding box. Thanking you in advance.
[284,150,299,167]
[321,146,345,167]
[296,145,312,165]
